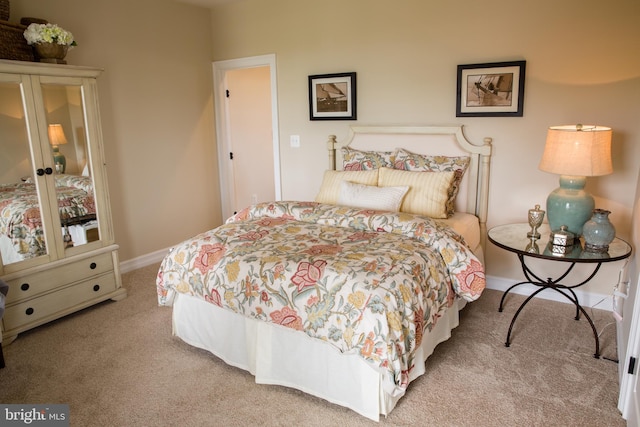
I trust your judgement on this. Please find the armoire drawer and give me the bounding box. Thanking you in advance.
[5,252,115,304]
[3,272,118,332]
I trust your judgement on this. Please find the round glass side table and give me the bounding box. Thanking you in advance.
[488,223,632,358]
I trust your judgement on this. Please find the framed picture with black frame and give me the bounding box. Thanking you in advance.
[308,72,357,120]
[456,61,526,117]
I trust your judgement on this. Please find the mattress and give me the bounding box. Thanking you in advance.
[439,211,480,252]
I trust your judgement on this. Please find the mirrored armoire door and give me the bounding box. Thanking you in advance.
[0,72,53,267]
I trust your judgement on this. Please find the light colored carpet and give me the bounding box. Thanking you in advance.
[0,263,625,426]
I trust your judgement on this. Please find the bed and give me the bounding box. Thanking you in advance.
[156,125,492,421]
[0,174,97,264]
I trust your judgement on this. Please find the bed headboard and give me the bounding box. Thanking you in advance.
[326,125,492,248]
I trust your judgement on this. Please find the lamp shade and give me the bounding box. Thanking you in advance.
[538,125,612,177]
[47,124,68,146]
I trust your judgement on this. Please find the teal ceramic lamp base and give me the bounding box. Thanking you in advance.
[546,175,594,236]
[52,146,66,173]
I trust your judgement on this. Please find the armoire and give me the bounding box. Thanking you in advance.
[0,59,126,344]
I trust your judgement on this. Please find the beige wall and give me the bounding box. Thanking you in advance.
[12,0,221,263]
[208,0,640,295]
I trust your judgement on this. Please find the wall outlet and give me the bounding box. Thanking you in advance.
[251,194,258,204]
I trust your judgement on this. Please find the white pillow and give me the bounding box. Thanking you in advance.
[315,170,379,205]
[337,181,409,211]
[378,167,455,219]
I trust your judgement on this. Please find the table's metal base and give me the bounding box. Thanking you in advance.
[499,254,602,358]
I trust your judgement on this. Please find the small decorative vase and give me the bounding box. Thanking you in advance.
[582,209,615,253]
[34,42,69,64]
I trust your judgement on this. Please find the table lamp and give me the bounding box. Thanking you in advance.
[48,124,68,173]
[538,124,612,236]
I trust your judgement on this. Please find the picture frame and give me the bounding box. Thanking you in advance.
[456,61,526,117]
[308,72,357,120]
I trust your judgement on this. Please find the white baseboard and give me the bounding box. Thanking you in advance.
[120,247,169,274]
[486,275,613,312]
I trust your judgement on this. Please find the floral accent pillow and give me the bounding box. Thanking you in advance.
[341,146,395,171]
[393,149,470,217]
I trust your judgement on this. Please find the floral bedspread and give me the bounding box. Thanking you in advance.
[157,201,485,396]
[0,175,95,259]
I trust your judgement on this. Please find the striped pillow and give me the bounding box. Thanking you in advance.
[315,170,379,205]
[393,149,470,216]
[378,167,455,219]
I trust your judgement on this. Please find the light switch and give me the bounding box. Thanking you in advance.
[290,135,300,148]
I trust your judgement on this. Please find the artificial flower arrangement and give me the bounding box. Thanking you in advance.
[23,23,77,47]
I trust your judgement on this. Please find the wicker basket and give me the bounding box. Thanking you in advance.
[0,20,34,61]
[21,17,48,26]
[0,1,9,21]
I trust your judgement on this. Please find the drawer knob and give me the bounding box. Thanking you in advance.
[90,262,97,269]
[21,283,30,291]
[26,307,34,315]
[93,284,100,292]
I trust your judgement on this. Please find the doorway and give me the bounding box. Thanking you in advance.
[213,54,281,219]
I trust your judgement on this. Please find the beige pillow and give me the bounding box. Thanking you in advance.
[315,170,379,205]
[337,181,409,211]
[378,167,455,219]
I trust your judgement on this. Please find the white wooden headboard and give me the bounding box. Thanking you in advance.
[326,125,492,249]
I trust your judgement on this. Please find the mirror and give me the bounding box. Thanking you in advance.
[0,80,49,265]
[0,79,98,266]
[41,83,100,254]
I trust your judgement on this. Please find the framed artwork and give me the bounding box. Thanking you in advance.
[456,61,526,117]
[308,72,357,120]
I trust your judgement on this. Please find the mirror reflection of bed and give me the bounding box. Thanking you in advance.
[0,175,98,264]
[156,125,492,421]
[0,81,98,266]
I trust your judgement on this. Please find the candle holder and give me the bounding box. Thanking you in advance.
[527,204,545,239]
[525,237,540,254]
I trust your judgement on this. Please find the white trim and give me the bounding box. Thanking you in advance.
[213,54,281,219]
[486,274,614,311]
[120,247,169,274]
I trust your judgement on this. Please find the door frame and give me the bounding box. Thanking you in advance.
[212,54,281,219]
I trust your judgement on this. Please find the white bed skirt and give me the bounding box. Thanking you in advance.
[171,294,464,421]
[0,234,24,264]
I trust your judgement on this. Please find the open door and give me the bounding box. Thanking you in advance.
[618,169,640,424]
[226,66,275,212]
[213,54,281,220]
